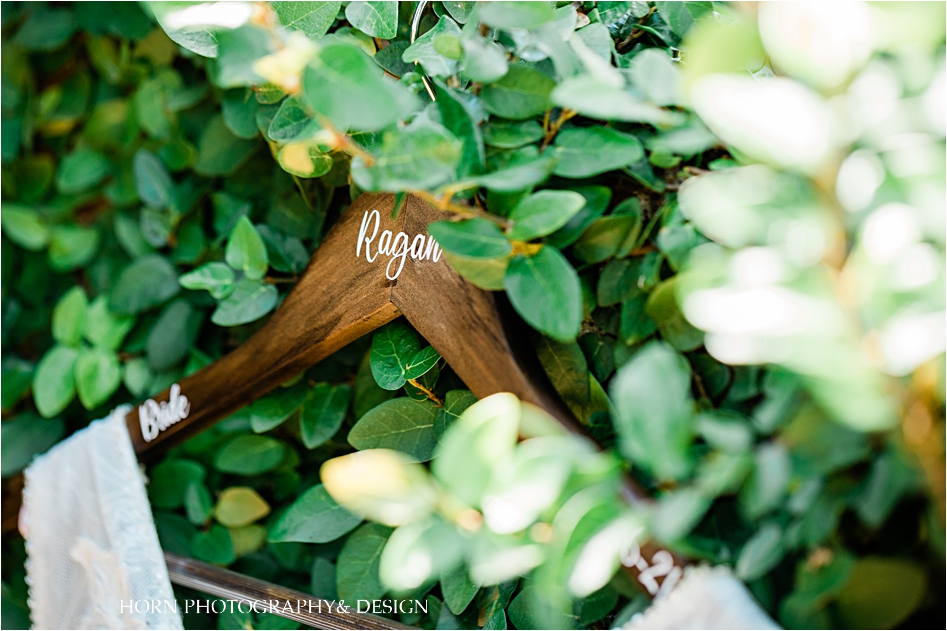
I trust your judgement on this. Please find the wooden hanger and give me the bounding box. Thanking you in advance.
[126,192,576,459]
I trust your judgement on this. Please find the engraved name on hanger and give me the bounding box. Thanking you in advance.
[356,209,442,280]
[139,383,190,442]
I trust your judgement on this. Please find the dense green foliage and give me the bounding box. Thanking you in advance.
[2,2,944,630]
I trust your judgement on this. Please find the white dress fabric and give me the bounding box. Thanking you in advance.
[20,406,184,630]
[624,565,780,630]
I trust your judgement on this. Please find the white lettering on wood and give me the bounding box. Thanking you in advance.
[139,383,191,442]
[355,209,442,280]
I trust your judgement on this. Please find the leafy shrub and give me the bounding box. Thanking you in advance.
[1,2,944,630]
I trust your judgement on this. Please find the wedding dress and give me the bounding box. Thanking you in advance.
[20,406,184,629]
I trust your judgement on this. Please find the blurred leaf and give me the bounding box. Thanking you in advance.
[51,287,88,347]
[214,487,271,528]
[351,121,461,191]
[610,341,694,481]
[55,149,110,194]
[32,345,79,418]
[479,2,555,29]
[75,346,121,409]
[1,206,50,251]
[110,254,180,314]
[193,523,236,564]
[134,149,174,209]
[736,522,785,582]
[226,217,269,281]
[179,262,236,300]
[193,114,259,176]
[428,219,511,259]
[481,65,555,120]
[836,557,926,629]
[0,415,65,476]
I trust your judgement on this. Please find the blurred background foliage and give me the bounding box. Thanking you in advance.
[1,1,944,630]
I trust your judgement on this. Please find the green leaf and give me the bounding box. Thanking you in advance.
[184,482,213,525]
[645,277,704,352]
[441,251,510,291]
[836,557,927,629]
[192,524,235,565]
[211,278,279,327]
[277,141,333,178]
[351,122,461,191]
[226,217,268,280]
[214,435,287,475]
[441,565,479,615]
[443,2,475,24]
[428,218,511,260]
[470,152,556,192]
[32,345,78,418]
[348,398,439,462]
[534,335,591,420]
[300,383,352,448]
[248,385,307,433]
[303,43,418,131]
[56,149,110,194]
[134,149,174,209]
[551,75,676,125]
[1,205,50,251]
[215,26,273,88]
[110,254,180,314]
[222,88,260,139]
[147,298,198,371]
[48,225,100,271]
[336,523,393,603]
[270,484,362,543]
[403,15,461,78]
[434,389,478,438]
[345,1,397,38]
[13,7,75,51]
[51,287,88,347]
[649,487,712,543]
[627,48,683,106]
[370,322,421,390]
[481,65,555,121]
[478,2,555,29]
[123,357,153,398]
[193,114,259,176]
[504,246,581,342]
[435,80,484,178]
[268,95,319,142]
[214,486,271,527]
[654,1,712,38]
[610,341,694,481]
[75,346,121,409]
[0,415,65,477]
[459,27,508,83]
[483,120,544,149]
[735,522,785,582]
[149,459,206,509]
[404,346,441,380]
[509,190,586,241]
[552,127,644,178]
[179,262,236,299]
[273,1,340,40]
[739,443,791,520]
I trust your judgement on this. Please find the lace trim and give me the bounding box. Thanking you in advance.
[22,405,183,629]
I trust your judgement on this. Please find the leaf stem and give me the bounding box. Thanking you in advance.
[406,378,443,406]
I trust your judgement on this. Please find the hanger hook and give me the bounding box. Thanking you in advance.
[409,0,437,102]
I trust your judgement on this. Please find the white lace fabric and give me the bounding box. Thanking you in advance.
[21,406,184,630]
[624,565,780,630]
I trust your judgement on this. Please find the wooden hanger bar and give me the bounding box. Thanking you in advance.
[164,552,414,630]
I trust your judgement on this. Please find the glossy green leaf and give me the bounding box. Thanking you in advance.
[552,127,644,178]
[336,523,393,604]
[403,346,441,380]
[348,398,439,462]
[370,322,421,390]
[211,278,279,326]
[226,217,268,280]
[428,218,511,259]
[509,190,586,241]
[110,254,180,314]
[214,435,287,475]
[273,1,340,40]
[270,484,362,543]
[504,246,581,342]
[345,1,397,38]
[179,262,236,299]
[300,383,352,449]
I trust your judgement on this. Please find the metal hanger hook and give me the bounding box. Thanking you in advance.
[409,0,437,101]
